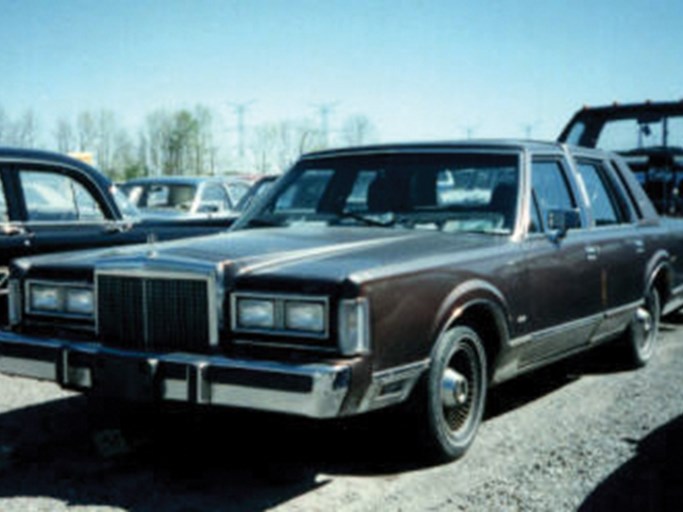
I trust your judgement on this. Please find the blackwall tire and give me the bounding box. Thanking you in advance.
[422,326,488,462]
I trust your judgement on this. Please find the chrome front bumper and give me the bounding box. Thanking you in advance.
[0,332,352,419]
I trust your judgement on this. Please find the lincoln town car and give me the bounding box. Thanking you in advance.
[1,141,682,461]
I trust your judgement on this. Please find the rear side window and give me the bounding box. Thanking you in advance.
[575,161,631,225]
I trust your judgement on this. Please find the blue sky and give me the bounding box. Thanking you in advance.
[2,0,682,145]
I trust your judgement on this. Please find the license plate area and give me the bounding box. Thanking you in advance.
[92,356,156,402]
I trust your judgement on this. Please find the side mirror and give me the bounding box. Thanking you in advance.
[547,209,581,241]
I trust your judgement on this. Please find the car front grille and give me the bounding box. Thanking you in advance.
[97,273,213,352]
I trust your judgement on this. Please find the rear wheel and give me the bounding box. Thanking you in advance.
[420,326,488,462]
[620,287,661,368]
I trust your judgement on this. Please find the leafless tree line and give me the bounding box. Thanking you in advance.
[0,104,378,180]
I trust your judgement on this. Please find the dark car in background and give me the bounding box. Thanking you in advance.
[234,174,279,212]
[121,176,250,219]
[0,147,236,325]
[559,100,683,216]
[1,140,682,462]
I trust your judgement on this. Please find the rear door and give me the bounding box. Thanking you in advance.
[573,157,647,338]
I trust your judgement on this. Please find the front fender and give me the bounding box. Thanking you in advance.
[431,278,511,374]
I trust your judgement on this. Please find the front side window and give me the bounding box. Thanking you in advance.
[242,152,520,234]
[531,160,578,232]
[19,170,105,222]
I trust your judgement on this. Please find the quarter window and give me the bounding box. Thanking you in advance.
[19,170,105,222]
[200,184,230,211]
[576,162,630,225]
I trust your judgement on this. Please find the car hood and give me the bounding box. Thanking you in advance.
[16,225,512,285]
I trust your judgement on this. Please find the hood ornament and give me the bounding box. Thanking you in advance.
[146,233,158,258]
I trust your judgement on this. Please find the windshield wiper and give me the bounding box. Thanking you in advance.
[336,211,396,227]
[245,216,283,227]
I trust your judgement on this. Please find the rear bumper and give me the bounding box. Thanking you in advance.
[0,331,353,419]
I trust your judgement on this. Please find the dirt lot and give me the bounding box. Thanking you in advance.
[0,315,682,511]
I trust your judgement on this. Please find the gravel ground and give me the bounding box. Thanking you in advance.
[0,314,681,511]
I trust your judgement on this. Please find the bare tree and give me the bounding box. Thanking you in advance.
[0,106,9,145]
[249,118,325,173]
[95,110,118,174]
[54,117,75,153]
[13,110,40,148]
[341,115,378,146]
[76,111,97,152]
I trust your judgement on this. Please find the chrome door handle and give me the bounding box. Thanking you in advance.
[2,224,27,236]
[634,239,645,254]
[585,246,600,261]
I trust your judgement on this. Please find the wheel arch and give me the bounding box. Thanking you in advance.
[646,250,674,308]
[432,279,511,381]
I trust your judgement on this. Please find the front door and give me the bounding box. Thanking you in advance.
[521,158,602,366]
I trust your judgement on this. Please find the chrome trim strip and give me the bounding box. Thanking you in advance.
[508,301,641,348]
[605,300,642,318]
[232,338,337,353]
[0,356,57,381]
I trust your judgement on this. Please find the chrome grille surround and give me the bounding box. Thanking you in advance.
[95,263,221,352]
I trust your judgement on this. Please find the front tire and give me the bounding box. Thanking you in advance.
[620,287,661,368]
[421,326,488,462]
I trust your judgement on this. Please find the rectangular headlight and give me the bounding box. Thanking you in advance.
[66,288,94,315]
[338,298,371,355]
[285,301,325,333]
[236,298,276,329]
[29,284,60,312]
[231,292,329,339]
[25,280,95,319]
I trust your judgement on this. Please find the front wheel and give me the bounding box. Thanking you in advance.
[620,287,661,368]
[420,326,488,462]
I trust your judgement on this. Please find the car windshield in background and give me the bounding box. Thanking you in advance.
[126,183,198,212]
[244,152,520,234]
[565,114,683,154]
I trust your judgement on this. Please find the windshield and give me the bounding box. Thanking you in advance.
[565,112,683,154]
[125,183,198,212]
[238,152,520,234]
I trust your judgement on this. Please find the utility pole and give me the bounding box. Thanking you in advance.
[521,120,541,140]
[313,102,338,147]
[460,124,478,140]
[229,100,255,164]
